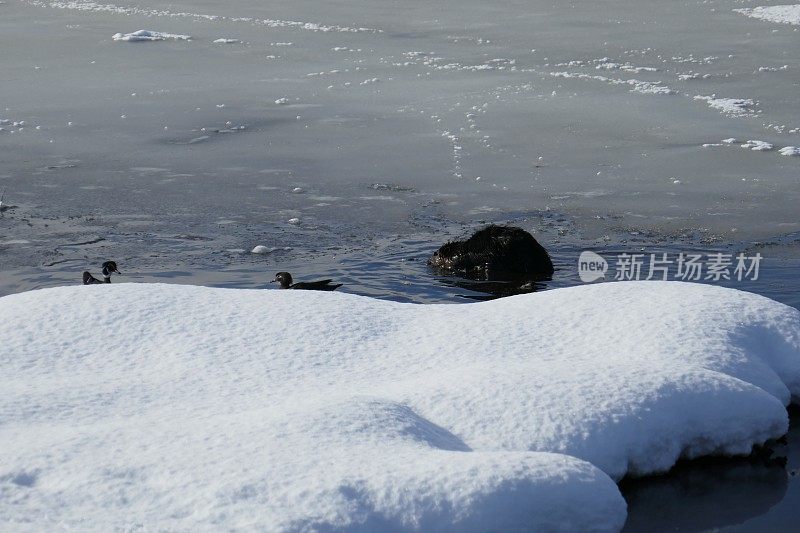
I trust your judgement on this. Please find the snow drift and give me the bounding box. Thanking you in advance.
[2,281,799,531]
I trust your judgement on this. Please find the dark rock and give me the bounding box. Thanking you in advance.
[428,225,554,281]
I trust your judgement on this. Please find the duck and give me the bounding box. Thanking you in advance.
[83,261,121,285]
[272,272,342,291]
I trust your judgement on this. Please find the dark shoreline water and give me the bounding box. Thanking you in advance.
[621,407,800,533]
[2,201,799,309]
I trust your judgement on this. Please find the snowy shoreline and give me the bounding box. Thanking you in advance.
[2,281,799,530]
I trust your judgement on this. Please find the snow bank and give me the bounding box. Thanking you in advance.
[2,282,800,530]
[112,30,191,42]
[735,5,800,25]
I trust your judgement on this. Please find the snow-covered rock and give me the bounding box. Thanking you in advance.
[2,281,799,531]
[250,244,272,254]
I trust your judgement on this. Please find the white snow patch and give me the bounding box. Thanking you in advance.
[741,139,774,151]
[757,65,789,72]
[550,72,675,95]
[596,62,659,73]
[694,95,757,117]
[779,146,800,156]
[112,30,191,42]
[735,5,800,25]
[2,282,800,530]
[32,1,381,33]
[677,72,710,80]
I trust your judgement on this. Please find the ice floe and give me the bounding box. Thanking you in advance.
[2,282,799,530]
[779,146,800,156]
[735,5,800,25]
[741,139,774,151]
[112,30,191,42]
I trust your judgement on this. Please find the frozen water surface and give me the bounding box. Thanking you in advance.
[1,0,800,289]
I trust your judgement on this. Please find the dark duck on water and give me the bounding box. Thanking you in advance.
[272,272,342,291]
[83,261,121,285]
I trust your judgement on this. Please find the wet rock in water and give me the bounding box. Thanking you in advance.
[428,225,554,296]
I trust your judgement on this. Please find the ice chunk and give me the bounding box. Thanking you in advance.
[779,146,800,156]
[112,30,191,42]
[741,140,774,151]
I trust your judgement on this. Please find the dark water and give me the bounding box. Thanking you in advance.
[622,408,800,533]
[2,202,799,309]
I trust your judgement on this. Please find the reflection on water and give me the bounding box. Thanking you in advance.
[622,408,800,532]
